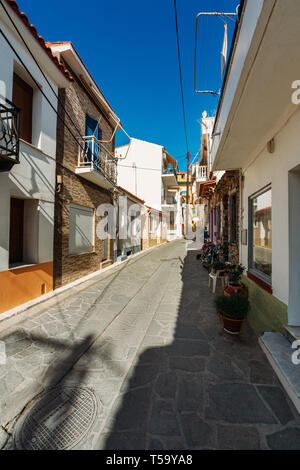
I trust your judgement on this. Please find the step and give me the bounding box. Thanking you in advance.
[285,325,300,344]
[259,332,300,414]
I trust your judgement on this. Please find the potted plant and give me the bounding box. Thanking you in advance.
[210,260,226,274]
[223,263,248,298]
[215,293,250,335]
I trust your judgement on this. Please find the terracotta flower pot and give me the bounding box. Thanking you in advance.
[223,283,248,298]
[218,312,245,335]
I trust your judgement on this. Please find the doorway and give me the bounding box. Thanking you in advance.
[288,165,300,326]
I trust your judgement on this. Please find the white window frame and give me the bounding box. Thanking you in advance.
[69,204,95,255]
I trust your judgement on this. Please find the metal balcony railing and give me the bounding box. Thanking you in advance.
[0,96,20,172]
[78,136,117,184]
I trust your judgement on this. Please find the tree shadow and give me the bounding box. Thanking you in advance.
[102,249,279,450]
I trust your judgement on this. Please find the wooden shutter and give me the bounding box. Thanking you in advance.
[12,73,33,143]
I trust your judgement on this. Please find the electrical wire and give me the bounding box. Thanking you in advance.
[0,20,116,186]
[0,0,132,172]
[118,163,174,172]
[0,0,86,139]
[173,0,189,155]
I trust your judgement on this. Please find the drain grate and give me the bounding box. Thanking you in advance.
[14,386,99,450]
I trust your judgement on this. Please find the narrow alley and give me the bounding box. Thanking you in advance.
[1,240,299,450]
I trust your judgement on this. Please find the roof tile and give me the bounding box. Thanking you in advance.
[6,0,73,81]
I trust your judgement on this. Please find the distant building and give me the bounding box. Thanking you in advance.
[116,138,182,242]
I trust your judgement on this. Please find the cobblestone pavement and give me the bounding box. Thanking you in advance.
[1,239,300,450]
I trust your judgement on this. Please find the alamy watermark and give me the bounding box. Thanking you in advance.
[95,197,205,247]
[291,340,300,365]
[291,80,300,104]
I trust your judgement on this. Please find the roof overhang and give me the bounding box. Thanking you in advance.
[211,0,300,171]
[1,1,71,88]
[199,180,216,199]
[163,150,178,170]
[48,42,121,129]
[117,186,145,205]
[162,173,177,187]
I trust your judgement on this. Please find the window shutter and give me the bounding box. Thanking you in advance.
[12,73,33,143]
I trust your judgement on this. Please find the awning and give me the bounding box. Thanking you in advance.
[199,179,216,198]
[164,150,178,170]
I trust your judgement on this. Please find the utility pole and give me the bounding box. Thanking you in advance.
[185,150,190,236]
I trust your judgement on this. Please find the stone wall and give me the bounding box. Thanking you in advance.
[54,60,115,288]
[208,170,240,263]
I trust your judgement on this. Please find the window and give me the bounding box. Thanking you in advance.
[169,211,175,227]
[69,204,94,255]
[249,186,272,282]
[12,73,33,143]
[150,213,158,235]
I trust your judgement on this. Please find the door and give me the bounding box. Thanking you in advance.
[9,198,24,264]
[85,115,102,166]
[288,167,300,326]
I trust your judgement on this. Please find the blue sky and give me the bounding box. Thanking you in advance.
[17,0,239,170]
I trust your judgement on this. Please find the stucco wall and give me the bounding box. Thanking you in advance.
[240,107,300,315]
[117,138,163,211]
[0,21,60,273]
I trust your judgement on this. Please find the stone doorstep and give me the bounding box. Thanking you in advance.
[259,332,300,414]
[285,326,300,343]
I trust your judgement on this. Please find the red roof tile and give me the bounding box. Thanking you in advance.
[118,186,145,204]
[6,0,73,81]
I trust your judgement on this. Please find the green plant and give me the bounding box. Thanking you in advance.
[210,261,226,271]
[214,293,250,320]
[225,263,245,285]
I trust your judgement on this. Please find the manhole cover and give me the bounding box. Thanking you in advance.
[14,386,99,450]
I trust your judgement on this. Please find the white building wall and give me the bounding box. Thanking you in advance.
[211,0,265,167]
[240,107,300,308]
[117,138,163,211]
[0,18,61,272]
[117,196,143,256]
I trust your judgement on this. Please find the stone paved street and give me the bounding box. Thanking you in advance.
[1,239,300,450]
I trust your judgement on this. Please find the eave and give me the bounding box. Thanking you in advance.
[212,0,300,172]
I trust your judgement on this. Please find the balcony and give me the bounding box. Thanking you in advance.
[162,195,177,206]
[194,165,209,182]
[76,136,117,189]
[0,96,20,172]
[162,166,177,186]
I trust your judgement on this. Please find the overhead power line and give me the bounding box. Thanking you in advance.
[173,0,191,228]
[173,0,189,154]
[0,9,117,187]
[0,0,84,139]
